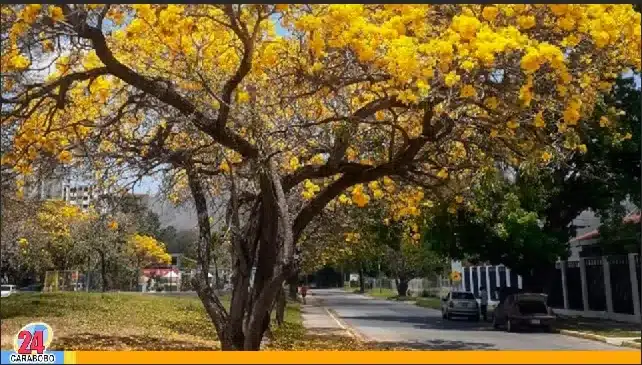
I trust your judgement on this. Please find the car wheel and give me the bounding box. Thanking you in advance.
[492,315,499,329]
[506,319,514,332]
[545,325,554,333]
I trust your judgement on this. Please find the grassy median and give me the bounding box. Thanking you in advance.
[0,292,335,351]
[1,292,227,350]
[555,316,641,338]
[1,291,413,351]
[414,297,442,310]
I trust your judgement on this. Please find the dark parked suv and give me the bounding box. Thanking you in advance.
[491,293,555,332]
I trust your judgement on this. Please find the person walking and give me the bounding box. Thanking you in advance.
[300,284,308,305]
[479,286,488,321]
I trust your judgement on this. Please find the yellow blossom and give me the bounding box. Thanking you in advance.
[49,6,64,22]
[237,91,250,103]
[108,220,119,230]
[517,16,536,30]
[599,116,610,128]
[482,6,499,21]
[58,150,73,164]
[444,71,460,87]
[541,151,553,163]
[459,84,477,98]
[534,112,546,128]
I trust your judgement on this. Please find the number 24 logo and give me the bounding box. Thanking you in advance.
[17,330,45,354]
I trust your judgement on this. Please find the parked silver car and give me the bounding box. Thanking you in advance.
[441,291,480,321]
[1,284,17,298]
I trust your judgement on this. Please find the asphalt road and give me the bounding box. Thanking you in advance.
[313,289,635,350]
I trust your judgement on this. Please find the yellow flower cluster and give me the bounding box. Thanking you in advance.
[1,4,640,225]
[128,234,171,264]
[344,232,361,243]
[36,200,91,240]
[302,179,321,200]
[351,184,370,208]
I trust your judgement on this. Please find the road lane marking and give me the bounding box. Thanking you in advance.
[325,307,370,343]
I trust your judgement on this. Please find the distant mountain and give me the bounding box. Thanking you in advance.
[147,195,198,231]
[146,194,229,231]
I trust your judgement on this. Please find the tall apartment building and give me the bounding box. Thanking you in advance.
[62,181,103,210]
[25,174,108,212]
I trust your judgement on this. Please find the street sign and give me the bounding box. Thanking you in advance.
[450,271,462,282]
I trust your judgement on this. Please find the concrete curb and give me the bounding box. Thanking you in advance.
[325,307,369,343]
[621,341,641,349]
[558,329,641,349]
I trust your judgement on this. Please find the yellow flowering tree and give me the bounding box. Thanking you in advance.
[17,200,94,274]
[1,4,640,350]
[127,233,171,267]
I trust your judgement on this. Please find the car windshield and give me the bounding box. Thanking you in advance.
[516,300,548,314]
[451,292,475,300]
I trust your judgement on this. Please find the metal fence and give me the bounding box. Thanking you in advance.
[566,260,584,310]
[456,254,640,321]
[609,256,634,314]
[548,262,564,308]
[585,258,606,311]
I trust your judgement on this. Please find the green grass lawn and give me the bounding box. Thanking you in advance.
[362,288,397,299]
[353,287,422,302]
[0,292,304,351]
[415,297,442,310]
[556,316,641,338]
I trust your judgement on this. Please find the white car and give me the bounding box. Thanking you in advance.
[1,284,16,298]
[441,290,480,321]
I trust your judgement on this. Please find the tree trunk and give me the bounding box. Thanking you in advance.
[99,251,108,292]
[358,265,365,293]
[287,273,298,301]
[187,165,298,351]
[275,286,286,326]
[396,278,409,297]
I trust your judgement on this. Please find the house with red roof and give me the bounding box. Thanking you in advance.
[568,212,640,259]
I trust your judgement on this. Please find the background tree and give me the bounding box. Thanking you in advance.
[426,75,641,292]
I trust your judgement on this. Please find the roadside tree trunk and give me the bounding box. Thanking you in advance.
[396,278,409,297]
[99,251,108,292]
[358,265,365,293]
[275,286,286,326]
[287,273,298,301]
[178,95,439,349]
[187,164,298,350]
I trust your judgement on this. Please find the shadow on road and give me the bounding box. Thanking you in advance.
[371,339,496,350]
[343,314,497,332]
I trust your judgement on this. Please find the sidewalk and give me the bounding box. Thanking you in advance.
[301,295,351,338]
[295,294,374,350]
